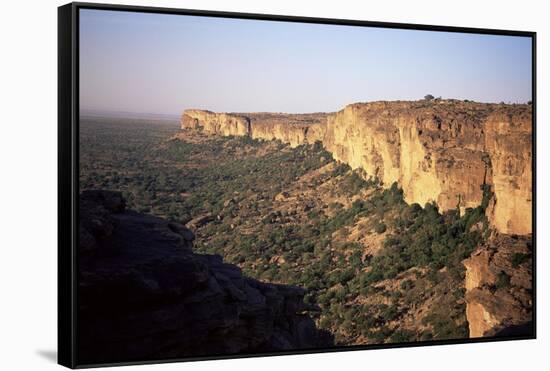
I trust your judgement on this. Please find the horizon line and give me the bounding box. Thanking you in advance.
[83,97,533,118]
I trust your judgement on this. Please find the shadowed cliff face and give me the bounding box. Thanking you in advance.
[78,190,333,365]
[181,100,532,236]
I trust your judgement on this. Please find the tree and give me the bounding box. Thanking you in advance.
[424,94,434,101]
[375,222,387,234]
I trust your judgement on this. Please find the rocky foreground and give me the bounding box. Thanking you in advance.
[78,190,333,364]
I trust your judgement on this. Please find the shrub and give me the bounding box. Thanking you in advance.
[341,171,371,195]
[424,94,435,100]
[332,163,350,177]
[380,304,399,321]
[389,329,415,343]
[334,286,347,300]
[426,269,439,283]
[367,330,386,343]
[400,279,414,291]
[495,271,511,289]
[338,269,356,284]
[375,222,387,234]
[319,316,331,328]
[420,331,433,341]
[424,315,468,339]
[511,253,530,268]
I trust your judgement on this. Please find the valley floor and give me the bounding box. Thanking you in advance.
[79,117,533,346]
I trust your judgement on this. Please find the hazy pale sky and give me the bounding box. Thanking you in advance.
[79,9,532,115]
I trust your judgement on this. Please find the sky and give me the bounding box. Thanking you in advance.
[79,9,532,115]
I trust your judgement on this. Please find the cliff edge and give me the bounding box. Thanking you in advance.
[78,190,333,364]
[181,100,532,236]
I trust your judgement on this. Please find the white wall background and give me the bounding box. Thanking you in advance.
[0,0,546,369]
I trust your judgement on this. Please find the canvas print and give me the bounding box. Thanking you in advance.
[77,8,533,365]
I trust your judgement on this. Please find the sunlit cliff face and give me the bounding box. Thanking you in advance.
[181,100,532,236]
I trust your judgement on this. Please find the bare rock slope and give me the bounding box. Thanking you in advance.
[78,190,333,365]
[463,234,533,337]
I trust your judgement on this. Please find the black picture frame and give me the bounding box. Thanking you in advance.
[58,2,537,368]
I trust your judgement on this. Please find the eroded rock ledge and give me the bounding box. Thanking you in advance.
[462,234,533,337]
[181,100,532,235]
[78,190,333,364]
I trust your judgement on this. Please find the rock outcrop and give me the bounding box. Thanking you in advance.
[181,100,532,235]
[462,234,533,338]
[78,190,333,364]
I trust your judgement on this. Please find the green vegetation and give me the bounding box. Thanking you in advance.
[81,118,332,222]
[374,222,387,234]
[80,117,493,346]
[362,198,485,286]
[511,252,531,268]
[495,271,511,290]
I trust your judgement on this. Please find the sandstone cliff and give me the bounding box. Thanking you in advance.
[78,190,332,364]
[180,100,532,236]
[462,234,533,337]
